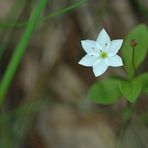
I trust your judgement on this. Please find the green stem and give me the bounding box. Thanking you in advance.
[0,0,48,106]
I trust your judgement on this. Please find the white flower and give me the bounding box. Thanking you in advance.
[79,28,123,77]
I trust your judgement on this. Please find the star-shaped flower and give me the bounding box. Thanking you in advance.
[79,28,123,77]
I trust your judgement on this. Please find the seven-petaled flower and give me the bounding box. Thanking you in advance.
[79,28,123,77]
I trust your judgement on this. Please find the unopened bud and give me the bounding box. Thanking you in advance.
[131,39,137,48]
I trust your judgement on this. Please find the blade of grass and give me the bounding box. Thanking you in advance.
[0,0,87,66]
[0,0,48,106]
[0,0,87,29]
[42,0,87,21]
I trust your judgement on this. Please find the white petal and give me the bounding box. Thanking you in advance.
[107,55,123,67]
[105,58,109,66]
[93,60,108,77]
[96,28,111,50]
[108,39,123,56]
[79,54,98,67]
[81,40,101,55]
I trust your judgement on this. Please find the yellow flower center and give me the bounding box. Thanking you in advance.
[100,52,107,58]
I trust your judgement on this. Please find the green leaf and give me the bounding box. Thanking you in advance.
[88,79,121,105]
[139,72,148,94]
[119,77,142,103]
[121,24,148,78]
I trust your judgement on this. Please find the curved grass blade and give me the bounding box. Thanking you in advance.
[0,0,87,29]
[0,0,48,106]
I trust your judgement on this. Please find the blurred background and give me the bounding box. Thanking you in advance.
[0,0,148,148]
